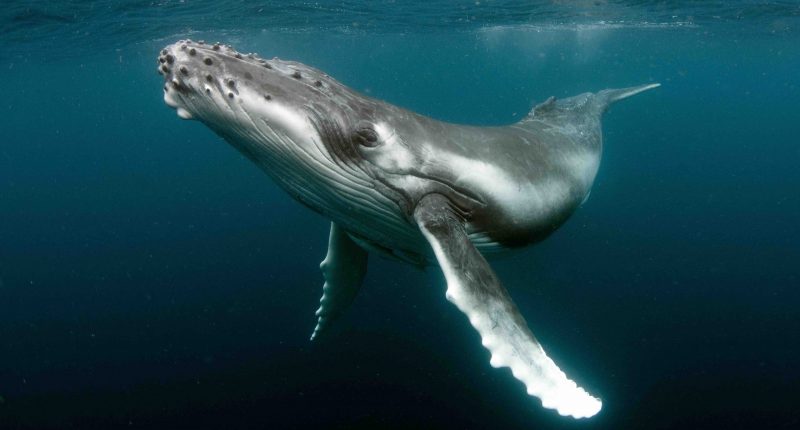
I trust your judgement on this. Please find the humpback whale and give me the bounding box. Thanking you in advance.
[157,39,658,419]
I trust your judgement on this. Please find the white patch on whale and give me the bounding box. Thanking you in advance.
[435,151,572,222]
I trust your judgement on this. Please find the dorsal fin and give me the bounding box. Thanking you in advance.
[531,96,557,117]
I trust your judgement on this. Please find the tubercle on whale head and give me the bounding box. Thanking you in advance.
[155,39,390,168]
[156,39,341,125]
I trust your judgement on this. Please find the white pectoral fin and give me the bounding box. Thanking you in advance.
[413,194,602,419]
[310,222,368,341]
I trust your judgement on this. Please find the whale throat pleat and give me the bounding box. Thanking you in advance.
[414,193,602,419]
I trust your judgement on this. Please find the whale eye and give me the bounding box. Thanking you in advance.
[352,124,380,148]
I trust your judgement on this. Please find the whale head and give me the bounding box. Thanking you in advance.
[157,40,425,250]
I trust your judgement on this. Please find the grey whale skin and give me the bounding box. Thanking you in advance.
[158,39,658,419]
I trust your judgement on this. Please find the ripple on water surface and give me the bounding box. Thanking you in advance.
[0,0,798,58]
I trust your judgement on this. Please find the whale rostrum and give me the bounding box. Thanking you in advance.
[158,39,659,419]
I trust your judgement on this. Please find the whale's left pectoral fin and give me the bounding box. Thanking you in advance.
[310,222,368,341]
[413,194,602,419]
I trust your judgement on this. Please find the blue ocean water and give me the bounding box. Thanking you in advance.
[1,1,799,429]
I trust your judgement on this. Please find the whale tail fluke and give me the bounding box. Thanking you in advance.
[594,83,661,113]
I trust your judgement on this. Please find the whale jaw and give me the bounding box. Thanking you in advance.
[156,40,421,256]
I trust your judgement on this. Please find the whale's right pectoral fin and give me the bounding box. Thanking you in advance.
[413,194,602,419]
[310,222,368,341]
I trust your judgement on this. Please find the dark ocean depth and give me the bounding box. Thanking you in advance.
[1,2,799,429]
